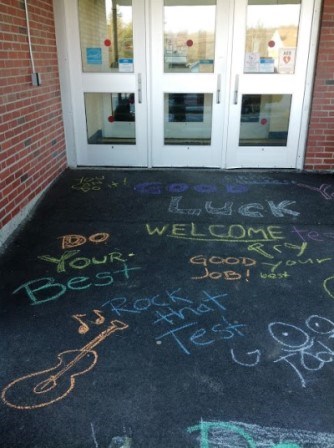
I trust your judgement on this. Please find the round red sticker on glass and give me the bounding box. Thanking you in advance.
[268,40,275,48]
[261,118,268,125]
[186,39,193,47]
[104,39,112,47]
[108,116,115,123]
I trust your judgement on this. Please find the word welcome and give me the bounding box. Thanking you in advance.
[146,223,285,243]
[168,196,300,218]
[12,264,141,306]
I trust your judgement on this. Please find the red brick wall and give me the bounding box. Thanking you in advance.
[0,0,67,230]
[305,0,334,170]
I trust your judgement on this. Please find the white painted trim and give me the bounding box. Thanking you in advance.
[53,0,78,168]
[296,0,323,169]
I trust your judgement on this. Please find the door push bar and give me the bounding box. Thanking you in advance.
[216,74,221,104]
[138,73,142,104]
[233,74,239,105]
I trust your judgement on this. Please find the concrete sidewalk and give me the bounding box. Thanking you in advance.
[0,168,334,448]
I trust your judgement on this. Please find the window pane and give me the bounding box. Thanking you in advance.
[78,0,133,73]
[239,94,291,146]
[244,1,301,74]
[164,93,212,145]
[85,93,135,144]
[164,1,216,73]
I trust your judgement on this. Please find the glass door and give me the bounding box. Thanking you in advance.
[72,0,148,166]
[150,0,231,167]
[226,0,315,168]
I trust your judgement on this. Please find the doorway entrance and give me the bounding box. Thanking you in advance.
[60,0,320,168]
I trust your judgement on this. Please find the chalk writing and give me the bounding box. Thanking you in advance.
[190,255,256,281]
[187,420,334,447]
[146,223,285,243]
[248,242,308,259]
[232,176,292,185]
[260,272,290,279]
[72,176,104,193]
[248,240,333,276]
[12,264,142,306]
[134,178,292,195]
[291,226,334,242]
[262,257,332,273]
[297,182,334,200]
[103,289,246,355]
[107,177,128,189]
[134,182,218,195]
[1,320,128,410]
[59,233,110,249]
[231,315,334,388]
[38,250,128,273]
[91,422,99,448]
[323,275,334,299]
[168,196,300,218]
[71,176,128,193]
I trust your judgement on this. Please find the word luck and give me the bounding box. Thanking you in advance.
[168,197,300,218]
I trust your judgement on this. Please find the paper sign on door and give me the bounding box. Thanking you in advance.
[278,48,296,74]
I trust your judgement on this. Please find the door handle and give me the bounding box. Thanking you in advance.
[137,73,142,104]
[216,74,221,104]
[233,74,239,105]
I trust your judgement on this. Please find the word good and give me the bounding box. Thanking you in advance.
[187,420,334,447]
[13,264,141,306]
[146,223,284,243]
[168,196,300,218]
[190,255,256,281]
[297,182,334,200]
[2,320,128,410]
[59,233,110,249]
[38,250,127,273]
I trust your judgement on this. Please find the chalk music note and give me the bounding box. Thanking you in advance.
[72,310,106,334]
[73,314,90,334]
[1,320,128,410]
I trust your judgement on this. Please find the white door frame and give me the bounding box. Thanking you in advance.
[226,0,322,169]
[53,0,322,169]
[149,0,232,168]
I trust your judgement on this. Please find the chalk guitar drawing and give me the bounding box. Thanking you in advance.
[1,320,128,410]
